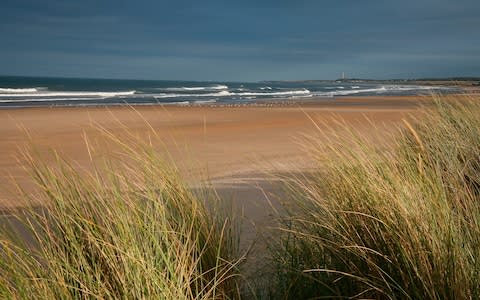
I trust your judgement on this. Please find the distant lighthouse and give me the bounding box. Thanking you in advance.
[342,72,345,80]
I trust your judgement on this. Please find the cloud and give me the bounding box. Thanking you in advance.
[1,0,479,80]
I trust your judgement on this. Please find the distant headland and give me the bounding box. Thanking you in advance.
[264,77,480,87]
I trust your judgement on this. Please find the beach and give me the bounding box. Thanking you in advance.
[0,95,427,207]
[3,93,480,298]
[2,0,479,296]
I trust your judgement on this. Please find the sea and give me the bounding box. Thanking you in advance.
[0,76,458,108]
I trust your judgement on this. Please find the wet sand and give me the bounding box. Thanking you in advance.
[0,95,428,206]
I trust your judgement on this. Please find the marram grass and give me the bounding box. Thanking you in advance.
[1,96,480,299]
[269,95,480,299]
[0,132,242,299]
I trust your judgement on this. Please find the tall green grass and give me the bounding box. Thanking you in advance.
[270,96,480,299]
[2,96,480,299]
[0,132,242,299]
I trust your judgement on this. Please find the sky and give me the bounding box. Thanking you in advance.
[1,0,479,81]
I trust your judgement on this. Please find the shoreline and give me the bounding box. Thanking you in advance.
[0,93,461,279]
[0,93,465,110]
[0,94,428,207]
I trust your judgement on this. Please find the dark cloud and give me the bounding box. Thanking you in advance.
[1,0,479,80]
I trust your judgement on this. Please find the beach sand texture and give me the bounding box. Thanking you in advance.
[0,96,427,206]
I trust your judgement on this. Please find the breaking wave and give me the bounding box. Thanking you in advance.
[0,90,136,98]
[0,87,42,93]
[154,89,311,99]
[0,77,457,108]
[162,85,228,92]
[315,85,443,97]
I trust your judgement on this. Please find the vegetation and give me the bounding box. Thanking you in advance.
[0,133,242,299]
[270,96,480,299]
[1,95,480,299]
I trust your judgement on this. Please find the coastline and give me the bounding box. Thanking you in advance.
[1,93,476,297]
[0,94,429,206]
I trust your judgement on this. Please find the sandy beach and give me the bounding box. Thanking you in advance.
[2,93,479,298]
[0,95,429,207]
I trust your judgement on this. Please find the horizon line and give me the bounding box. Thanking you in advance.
[1,74,479,83]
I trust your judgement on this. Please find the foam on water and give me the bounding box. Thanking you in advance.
[193,99,217,104]
[0,87,41,93]
[153,89,310,99]
[234,89,311,97]
[0,90,136,98]
[0,97,107,103]
[162,84,228,92]
[154,90,232,99]
[315,85,444,97]
[161,101,190,105]
[210,84,228,90]
[0,76,458,108]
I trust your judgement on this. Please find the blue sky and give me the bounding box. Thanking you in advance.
[1,0,479,81]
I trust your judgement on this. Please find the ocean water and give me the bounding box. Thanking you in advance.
[0,76,457,108]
